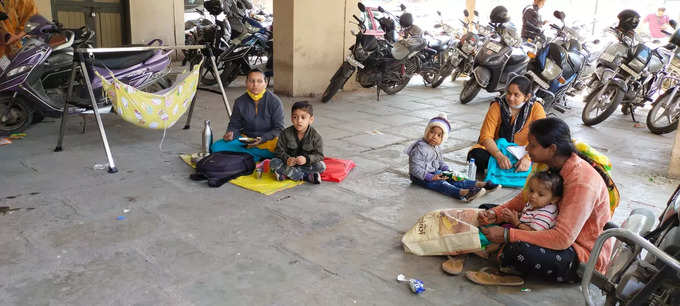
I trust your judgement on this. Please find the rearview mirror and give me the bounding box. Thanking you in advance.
[437,11,442,16]
[378,6,385,13]
[553,10,565,21]
[474,10,479,17]
[670,19,678,29]
[358,2,365,12]
[400,4,406,11]
[463,10,469,17]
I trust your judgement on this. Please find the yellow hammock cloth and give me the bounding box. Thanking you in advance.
[98,60,203,130]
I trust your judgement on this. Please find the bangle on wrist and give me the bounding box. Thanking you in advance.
[504,228,510,243]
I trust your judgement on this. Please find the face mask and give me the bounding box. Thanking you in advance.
[509,102,526,110]
[247,89,266,101]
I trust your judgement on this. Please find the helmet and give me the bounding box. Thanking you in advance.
[617,9,640,31]
[399,13,413,28]
[204,0,223,16]
[490,6,510,24]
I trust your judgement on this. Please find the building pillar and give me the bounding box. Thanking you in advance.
[670,128,680,178]
[273,0,358,97]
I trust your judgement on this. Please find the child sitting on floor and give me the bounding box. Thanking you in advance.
[442,170,562,275]
[406,113,500,202]
[270,101,326,184]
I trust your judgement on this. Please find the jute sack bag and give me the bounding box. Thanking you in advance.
[402,208,484,256]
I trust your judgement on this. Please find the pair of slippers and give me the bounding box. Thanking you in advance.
[441,256,524,286]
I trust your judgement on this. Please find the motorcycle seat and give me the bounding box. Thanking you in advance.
[507,53,528,66]
[91,50,155,69]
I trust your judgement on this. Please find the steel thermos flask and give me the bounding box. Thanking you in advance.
[202,120,213,155]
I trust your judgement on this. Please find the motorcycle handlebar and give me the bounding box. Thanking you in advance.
[353,14,362,25]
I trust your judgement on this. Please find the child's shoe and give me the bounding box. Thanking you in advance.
[274,172,286,181]
[484,181,502,193]
[462,187,486,202]
[303,173,321,184]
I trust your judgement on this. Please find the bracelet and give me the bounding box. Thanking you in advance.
[503,228,510,243]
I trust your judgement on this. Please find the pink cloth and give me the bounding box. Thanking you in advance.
[492,153,613,273]
[645,13,670,38]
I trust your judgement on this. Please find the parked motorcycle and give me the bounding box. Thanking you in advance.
[0,14,171,133]
[184,1,232,85]
[420,11,458,88]
[459,6,528,104]
[421,10,488,89]
[646,31,680,135]
[523,11,587,113]
[581,27,677,126]
[215,15,273,87]
[581,184,680,306]
[321,3,424,103]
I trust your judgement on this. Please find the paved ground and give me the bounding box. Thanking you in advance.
[1,74,678,306]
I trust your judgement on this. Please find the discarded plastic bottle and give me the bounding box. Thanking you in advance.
[467,158,477,181]
[202,120,213,155]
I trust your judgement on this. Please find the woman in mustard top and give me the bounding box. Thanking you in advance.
[0,0,38,58]
[467,76,546,178]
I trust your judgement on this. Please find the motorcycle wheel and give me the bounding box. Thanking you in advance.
[200,65,219,86]
[219,62,240,88]
[379,77,409,95]
[450,67,461,82]
[0,95,34,134]
[646,89,680,134]
[582,85,623,126]
[460,76,481,104]
[431,66,454,89]
[321,62,354,103]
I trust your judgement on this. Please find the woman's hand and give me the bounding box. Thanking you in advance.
[480,226,505,243]
[246,137,263,148]
[514,156,531,172]
[495,153,513,170]
[223,131,234,141]
[478,210,497,225]
[295,156,307,165]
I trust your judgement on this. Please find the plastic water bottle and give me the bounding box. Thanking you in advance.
[201,120,213,155]
[467,158,477,181]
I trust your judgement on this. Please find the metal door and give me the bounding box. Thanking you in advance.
[51,0,129,47]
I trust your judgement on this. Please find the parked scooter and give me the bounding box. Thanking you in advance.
[523,11,587,114]
[459,6,528,104]
[0,14,171,133]
[321,3,424,102]
[183,2,231,85]
[581,184,680,306]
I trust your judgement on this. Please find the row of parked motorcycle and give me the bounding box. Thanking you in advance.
[183,0,273,88]
[322,3,680,135]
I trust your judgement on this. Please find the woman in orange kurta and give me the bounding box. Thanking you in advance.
[467,76,546,177]
[0,0,38,58]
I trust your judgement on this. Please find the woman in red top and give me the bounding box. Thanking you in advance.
[476,118,612,283]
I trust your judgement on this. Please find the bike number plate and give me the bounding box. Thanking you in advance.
[526,70,550,89]
[599,52,615,63]
[346,55,365,69]
[485,41,502,53]
[0,56,9,72]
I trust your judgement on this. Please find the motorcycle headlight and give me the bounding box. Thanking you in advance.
[462,40,476,54]
[627,58,645,72]
[541,58,562,81]
[501,27,520,47]
[353,44,368,61]
[6,65,31,77]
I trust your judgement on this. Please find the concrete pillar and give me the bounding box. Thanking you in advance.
[129,0,183,57]
[670,128,680,178]
[465,0,476,30]
[273,0,358,97]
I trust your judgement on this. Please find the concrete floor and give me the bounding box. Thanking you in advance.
[1,75,679,306]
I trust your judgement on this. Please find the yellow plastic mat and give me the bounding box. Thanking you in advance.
[230,172,305,195]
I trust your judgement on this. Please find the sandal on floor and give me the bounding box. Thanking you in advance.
[441,256,465,275]
[465,268,524,286]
